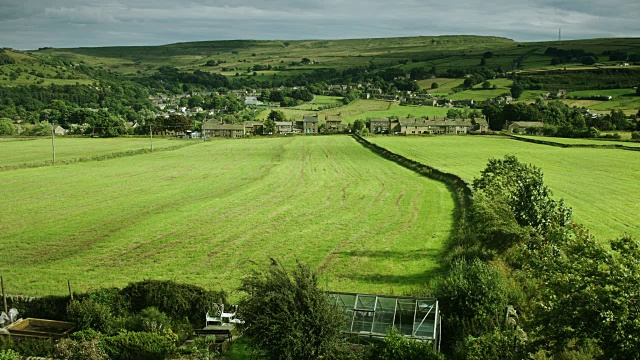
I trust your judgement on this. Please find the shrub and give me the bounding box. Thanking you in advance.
[432,259,510,353]
[101,331,175,360]
[5,338,54,357]
[370,328,444,360]
[128,307,170,333]
[238,259,346,360]
[19,295,70,320]
[53,338,107,360]
[456,328,527,360]
[631,131,640,139]
[0,350,20,360]
[67,298,114,334]
[121,280,225,327]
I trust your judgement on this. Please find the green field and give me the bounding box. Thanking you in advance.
[515,135,640,148]
[368,136,640,240]
[257,99,451,124]
[0,136,454,297]
[0,137,180,168]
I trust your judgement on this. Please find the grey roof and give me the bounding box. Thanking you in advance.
[398,118,475,127]
[210,124,245,130]
[303,116,318,123]
[509,121,544,128]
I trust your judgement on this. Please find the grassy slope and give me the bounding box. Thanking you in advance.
[0,136,454,297]
[369,136,640,240]
[0,50,94,86]
[257,99,450,124]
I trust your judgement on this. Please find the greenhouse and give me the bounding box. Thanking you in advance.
[328,292,441,349]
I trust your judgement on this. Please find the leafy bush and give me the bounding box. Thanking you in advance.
[101,331,176,360]
[631,131,640,139]
[128,307,170,333]
[238,259,346,360]
[67,298,114,334]
[370,328,444,360]
[0,350,20,360]
[5,338,54,357]
[456,328,527,360]
[121,280,225,327]
[53,338,107,360]
[432,259,510,353]
[19,295,70,321]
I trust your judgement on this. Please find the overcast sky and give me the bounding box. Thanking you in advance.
[1,0,639,49]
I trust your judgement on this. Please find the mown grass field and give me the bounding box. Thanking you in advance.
[368,135,640,240]
[0,136,454,297]
[0,137,180,168]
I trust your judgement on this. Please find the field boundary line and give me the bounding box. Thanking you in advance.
[508,134,640,152]
[351,134,472,240]
[0,141,198,171]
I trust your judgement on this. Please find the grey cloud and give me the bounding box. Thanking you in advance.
[0,0,638,49]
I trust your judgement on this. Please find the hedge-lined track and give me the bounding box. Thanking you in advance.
[369,135,640,240]
[0,136,454,297]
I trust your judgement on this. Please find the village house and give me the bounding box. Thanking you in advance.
[243,121,263,136]
[507,121,545,134]
[369,118,390,134]
[303,116,318,134]
[323,118,344,133]
[390,118,480,135]
[275,121,294,135]
[206,124,246,138]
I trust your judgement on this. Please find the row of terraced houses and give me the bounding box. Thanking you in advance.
[201,116,489,138]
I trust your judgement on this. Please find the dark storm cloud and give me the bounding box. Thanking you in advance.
[0,0,638,49]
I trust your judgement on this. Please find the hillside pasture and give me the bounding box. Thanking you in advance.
[0,136,454,297]
[369,135,640,241]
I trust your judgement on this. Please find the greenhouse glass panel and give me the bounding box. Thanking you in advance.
[328,292,439,343]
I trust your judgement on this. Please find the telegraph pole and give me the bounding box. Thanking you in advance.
[51,122,56,164]
[150,124,153,152]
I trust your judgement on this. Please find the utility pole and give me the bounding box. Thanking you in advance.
[51,122,56,164]
[558,28,562,42]
[1,276,7,315]
[150,124,153,152]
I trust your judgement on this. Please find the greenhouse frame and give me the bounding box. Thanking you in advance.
[328,291,441,350]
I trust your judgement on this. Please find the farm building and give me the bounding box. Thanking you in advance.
[507,121,544,134]
[328,292,440,350]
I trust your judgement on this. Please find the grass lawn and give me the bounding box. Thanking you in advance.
[0,136,454,297]
[0,137,180,168]
[369,135,640,241]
